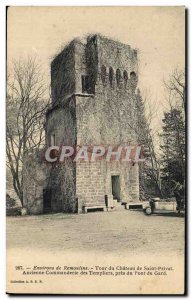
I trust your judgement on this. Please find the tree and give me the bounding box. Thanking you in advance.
[164,68,185,112]
[160,108,185,195]
[136,89,162,198]
[6,57,49,206]
[160,68,185,196]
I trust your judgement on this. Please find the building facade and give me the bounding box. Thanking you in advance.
[23,34,141,214]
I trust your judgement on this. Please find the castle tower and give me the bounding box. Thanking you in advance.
[23,34,140,214]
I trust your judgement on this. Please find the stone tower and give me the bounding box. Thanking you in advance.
[23,34,140,214]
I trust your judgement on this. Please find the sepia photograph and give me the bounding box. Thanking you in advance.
[6,6,186,295]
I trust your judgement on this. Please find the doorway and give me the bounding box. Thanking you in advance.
[111,175,120,201]
[43,189,52,213]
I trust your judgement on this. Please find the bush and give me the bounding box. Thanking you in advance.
[6,207,21,216]
[6,193,16,209]
[6,193,21,216]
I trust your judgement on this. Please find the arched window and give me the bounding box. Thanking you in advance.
[109,67,114,86]
[130,71,136,79]
[116,69,121,86]
[123,70,128,85]
[101,65,106,84]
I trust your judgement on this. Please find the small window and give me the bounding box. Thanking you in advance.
[82,75,91,93]
[109,67,114,86]
[123,70,128,85]
[51,134,56,146]
[116,69,121,86]
[101,65,107,84]
[130,71,136,79]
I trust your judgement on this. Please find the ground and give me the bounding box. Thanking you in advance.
[6,210,185,294]
[7,209,184,256]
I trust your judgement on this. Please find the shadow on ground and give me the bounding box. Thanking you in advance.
[150,211,185,218]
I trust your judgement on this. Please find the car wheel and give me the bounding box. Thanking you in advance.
[145,207,152,215]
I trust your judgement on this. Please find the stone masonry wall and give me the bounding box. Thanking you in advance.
[23,151,50,214]
[46,159,76,213]
[76,159,139,211]
[51,41,76,104]
[45,97,77,213]
[76,35,139,146]
[75,35,140,209]
[76,160,105,212]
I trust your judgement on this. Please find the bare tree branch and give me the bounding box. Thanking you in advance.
[6,56,49,206]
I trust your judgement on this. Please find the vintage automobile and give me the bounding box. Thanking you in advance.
[143,198,184,215]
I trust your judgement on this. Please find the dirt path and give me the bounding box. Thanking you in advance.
[7,210,184,256]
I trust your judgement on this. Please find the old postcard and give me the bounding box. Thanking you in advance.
[6,6,186,294]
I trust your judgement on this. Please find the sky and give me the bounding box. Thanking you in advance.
[7,6,185,128]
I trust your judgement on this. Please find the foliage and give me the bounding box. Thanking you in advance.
[160,108,185,195]
[6,193,16,208]
[136,89,162,198]
[160,69,185,196]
